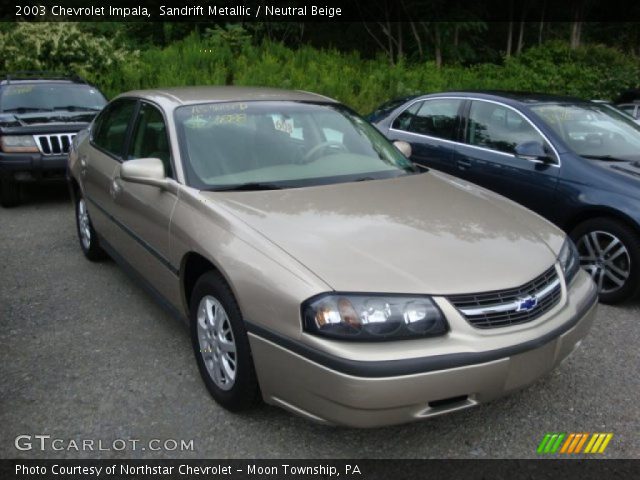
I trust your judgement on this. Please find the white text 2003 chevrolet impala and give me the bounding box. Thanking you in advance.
[68,87,598,427]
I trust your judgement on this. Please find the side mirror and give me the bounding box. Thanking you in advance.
[514,141,552,163]
[120,158,169,189]
[393,140,412,158]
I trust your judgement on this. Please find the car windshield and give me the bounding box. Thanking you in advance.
[175,101,416,190]
[531,103,640,158]
[0,83,107,113]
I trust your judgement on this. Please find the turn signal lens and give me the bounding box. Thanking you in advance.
[337,298,361,328]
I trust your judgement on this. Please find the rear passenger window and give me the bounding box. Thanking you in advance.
[92,100,137,158]
[393,99,462,141]
[466,101,546,155]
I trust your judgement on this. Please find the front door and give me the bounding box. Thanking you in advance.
[455,100,560,218]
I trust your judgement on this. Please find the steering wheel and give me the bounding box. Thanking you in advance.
[302,141,348,162]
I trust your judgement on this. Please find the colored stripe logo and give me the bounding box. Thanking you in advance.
[537,433,613,454]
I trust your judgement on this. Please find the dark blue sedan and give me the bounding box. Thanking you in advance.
[370,91,640,303]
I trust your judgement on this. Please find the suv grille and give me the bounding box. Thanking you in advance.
[447,265,562,328]
[34,134,75,155]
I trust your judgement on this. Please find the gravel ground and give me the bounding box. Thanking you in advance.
[1,184,638,459]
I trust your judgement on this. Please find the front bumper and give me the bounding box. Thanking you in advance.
[0,152,68,182]
[249,270,598,427]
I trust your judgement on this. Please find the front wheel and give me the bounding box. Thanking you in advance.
[190,272,260,411]
[571,217,640,304]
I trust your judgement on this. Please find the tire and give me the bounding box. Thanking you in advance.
[75,192,107,261]
[570,217,640,304]
[0,178,20,207]
[190,271,260,411]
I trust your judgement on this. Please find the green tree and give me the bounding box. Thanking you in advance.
[0,22,138,89]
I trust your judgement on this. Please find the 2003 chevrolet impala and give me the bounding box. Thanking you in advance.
[67,87,598,427]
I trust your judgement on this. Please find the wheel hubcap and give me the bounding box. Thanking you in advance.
[77,199,91,250]
[196,296,237,390]
[577,230,631,295]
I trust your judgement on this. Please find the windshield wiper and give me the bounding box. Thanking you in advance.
[582,154,629,162]
[2,107,53,113]
[210,182,285,192]
[52,105,102,112]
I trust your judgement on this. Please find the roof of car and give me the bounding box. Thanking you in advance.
[0,72,91,86]
[118,86,338,106]
[0,79,86,86]
[424,90,591,105]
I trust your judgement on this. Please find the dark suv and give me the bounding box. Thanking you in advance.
[0,72,107,207]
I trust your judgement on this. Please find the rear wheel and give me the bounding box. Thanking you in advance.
[571,217,640,304]
[75,192,106,261]
[0,178,20,207]
[190,271,260,411]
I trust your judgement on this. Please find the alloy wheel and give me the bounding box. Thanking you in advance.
[77,198,92,250]
[196,295,237,391]
[576,230,631,294]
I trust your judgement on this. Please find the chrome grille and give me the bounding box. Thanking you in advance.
[34,134,75,155]
[448,265,562,328]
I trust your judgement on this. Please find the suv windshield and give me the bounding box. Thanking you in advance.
[175,101,415,190]
[0,83,107,113]
[531,103,640,158]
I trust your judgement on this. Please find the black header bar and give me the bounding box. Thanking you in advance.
[4,0,640,22]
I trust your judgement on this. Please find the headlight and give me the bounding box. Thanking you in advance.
[302,294,448,341]
[1,135,38,153]
[559,238,580,285]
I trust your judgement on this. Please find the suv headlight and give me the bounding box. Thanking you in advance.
[302,293,448,341]
[1,135,38,153]
[559,238,580,285]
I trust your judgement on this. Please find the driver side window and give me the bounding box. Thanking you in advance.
[127,103,173,178]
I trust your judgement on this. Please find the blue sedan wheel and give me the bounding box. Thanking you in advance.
[572,218,640,304]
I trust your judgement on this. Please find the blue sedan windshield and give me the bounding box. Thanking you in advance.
[532,103,640,158]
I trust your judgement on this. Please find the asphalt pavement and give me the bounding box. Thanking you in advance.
[1,184,638,459]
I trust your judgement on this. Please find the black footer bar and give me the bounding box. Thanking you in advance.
[2,459,639,480]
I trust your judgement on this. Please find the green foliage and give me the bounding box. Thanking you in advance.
[3,24,637,113]
[0,22,138,90]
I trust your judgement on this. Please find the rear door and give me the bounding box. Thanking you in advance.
[108,101,181,308]
[82,98,138,244]
[387,98,464,174]
[454,99,560,217]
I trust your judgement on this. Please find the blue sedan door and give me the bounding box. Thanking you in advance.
[454,100,561,218]
[387,98,464,174]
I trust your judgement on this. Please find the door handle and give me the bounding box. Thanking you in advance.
[109,177,122,199]
[79,156,88,177]
[457,158,472,170]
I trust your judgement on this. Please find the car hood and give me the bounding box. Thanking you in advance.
[589,156,640,183]
[0,111,97,127]
[202,172,565,295]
